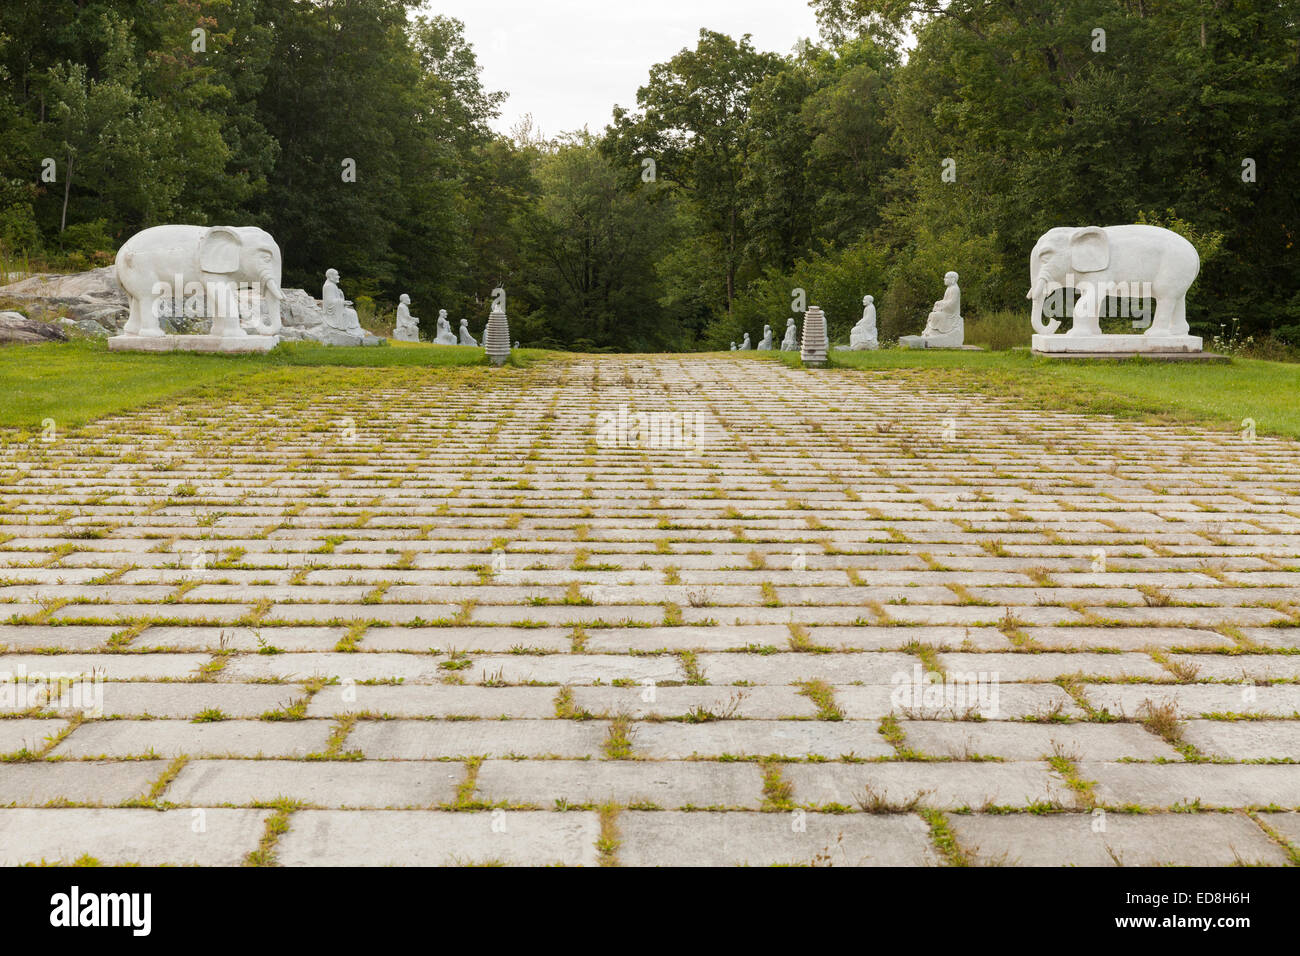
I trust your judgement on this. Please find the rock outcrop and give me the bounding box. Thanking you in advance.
[0,267,128,331]
[0,310,67,344]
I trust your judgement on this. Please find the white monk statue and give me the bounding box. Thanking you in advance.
[780,317,798,351]
[394,294,420,342]
[850,295,878,350]
[738,332,751,350]
[730,341,736,351]
[757,324,774,350]
[459,318,478,346]
[433,309,457,344]
[321,269,364,336]
[901,271,964,349]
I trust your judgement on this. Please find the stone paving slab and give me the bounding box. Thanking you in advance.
[784,762,1072,810]
[1081,762,1300,808]
[276,810,600,866]
[0,761,160,806]
[164,759,462,808]
[1263,812,1300,847]
[950,812,1290,866]
[0,718,68,755]
[1180,720,1300,760]
[1084,684,1300,718]
[347,719,608,759]
[630,720,895,759]
[570,685,816,719]
[306,684,559,718]
[473,760,764,808]
[617,810,940,866]
[899,721,1180,761]
[52,719,333,758]
[0,808,271,866]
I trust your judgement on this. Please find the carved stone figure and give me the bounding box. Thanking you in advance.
[321,269,364,339]
[433,310,457,345]
[459,318,478,346]
[115,225,284,342]
[394,294,420,342]
[738,332,751,351]
[849,295,878,350]
[757,324,774,350]
[900,272,963,349]
[780,317,798,351]
[1027,224,1203,353]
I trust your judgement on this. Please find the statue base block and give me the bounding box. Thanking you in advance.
[109,334,279,354]
[898,336,982,350]
[1032,333,1202,353]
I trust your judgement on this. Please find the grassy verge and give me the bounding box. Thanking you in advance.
[0,339,557,429]
[769,348,1300,441]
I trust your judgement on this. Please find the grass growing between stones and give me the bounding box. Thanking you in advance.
[783,349,1300,441]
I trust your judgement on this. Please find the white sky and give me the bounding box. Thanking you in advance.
[416,0,822,136]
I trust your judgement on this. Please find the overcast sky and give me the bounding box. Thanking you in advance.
[416,0,822,137]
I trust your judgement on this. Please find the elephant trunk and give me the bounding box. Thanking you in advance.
[1028,275,1046,331]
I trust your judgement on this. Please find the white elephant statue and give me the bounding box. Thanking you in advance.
[116,225,284,338]
[1028,224,1199,338]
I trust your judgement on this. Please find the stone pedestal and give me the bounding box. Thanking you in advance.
[1032,333,1202,354]
[108,334,279,354]
[899,334,975,350]
[483,309,511,366]
[800,306,829,367]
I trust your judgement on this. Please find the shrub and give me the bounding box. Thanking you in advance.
[965,309,1030,351]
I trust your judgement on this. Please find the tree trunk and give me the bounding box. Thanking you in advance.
[60,152,73,232]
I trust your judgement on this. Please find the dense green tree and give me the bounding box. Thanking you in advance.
[609,30,783,316]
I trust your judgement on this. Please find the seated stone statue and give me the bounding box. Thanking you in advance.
[757,324,773,351]
[900,271,964,349]
[780,317,798,351]
[850,295,878,350]
[459,318,478,347]
[394,294,420,342]
[730,341,736,350]
[738,332,751,350]
[433,309,457,345]
[321,269,363,336]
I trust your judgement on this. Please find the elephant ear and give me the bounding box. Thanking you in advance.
[198,227,242,274]
[1070,226,1110,273]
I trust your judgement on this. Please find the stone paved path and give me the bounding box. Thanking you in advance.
[2,356,1299,866]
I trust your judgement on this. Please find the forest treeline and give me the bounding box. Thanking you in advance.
[1,0,1296,347]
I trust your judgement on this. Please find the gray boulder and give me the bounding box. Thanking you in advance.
[58,317,111,338]
[0,267,128,331]
[0,310,67,344]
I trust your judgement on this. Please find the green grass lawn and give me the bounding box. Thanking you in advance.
[785,348,1300,440]
[0,339,553,430]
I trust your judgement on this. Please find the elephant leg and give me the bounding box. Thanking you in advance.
[137,293,165,337]
[1067,284,1100,336]
[209,282,245,338]
[123,295,141,335]
[1145,296,1175,336]
[1171,297,1189,336]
